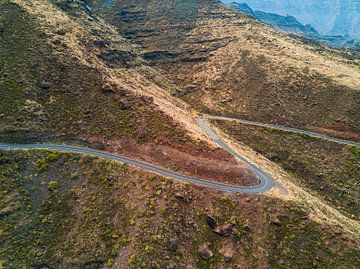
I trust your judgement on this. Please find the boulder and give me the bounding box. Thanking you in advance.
[118,100,132,110]
[220,241,234,262]
[213,223,234,237]
[168,238,179,252]
[55,28,66,35]
[270,217,281,226]
[198,243,213,260]
[101,83,116,93]
[40,81,51,89]
[174,192,184,199]
[206,215,217,229]
[243,223,252,232]
[0,22,4,34]
[150,261,159,269]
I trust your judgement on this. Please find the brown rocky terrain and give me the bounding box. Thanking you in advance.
[93,0,360,141]
[0,0,259,186]
[1,150,360,268]
[1,0,360,268]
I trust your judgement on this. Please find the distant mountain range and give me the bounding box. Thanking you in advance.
[226,1,360,50]
[224,0,360,38]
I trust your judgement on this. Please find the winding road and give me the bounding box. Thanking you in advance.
[204,115,360,148]
[0,116,358,193]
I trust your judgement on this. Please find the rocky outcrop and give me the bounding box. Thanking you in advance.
[98,49,139,68]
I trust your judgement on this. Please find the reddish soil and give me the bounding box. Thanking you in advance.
[101,139,259,186]
[315,124,360,142]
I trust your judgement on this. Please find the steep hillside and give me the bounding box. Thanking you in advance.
[92,0,360,141]
[1,149,360,268]
[0,0,260,185]
[0,0,177,141]
[213,119,360,220]
[1,1,360,268]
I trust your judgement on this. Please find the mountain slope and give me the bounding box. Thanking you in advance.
[0,0,260,186]
[1,149,360,268]
[92,0,360,141]
[1,0,360,268]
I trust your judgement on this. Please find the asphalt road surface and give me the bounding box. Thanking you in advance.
[1,116,357,194]
[203,115,360,147]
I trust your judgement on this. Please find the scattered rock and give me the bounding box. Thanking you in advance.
[270,217,281,226]
[98,50,138,68]
[21,99,45,115]
[166,262,176,269]
[137,95,154,105]
[299,210,309,219]
[40,80,51,89]
[94,40,110,48]
[172,85,198,97]
[101,83,116,93]
[150,261,159,269]
[198,243,213,260]
[174,192,184,199]
[142,50,179,61]
[180,56,207,63]
[111,234,119,239]
[220,241,234,262]
[118,100,132,110]
[30,262,52,269]
[0,22,4,34]
[52,39,64,46]
[168,238,179,252]
[206,215,217,229]
[213,223,234,237]
[243,223,252,232]
[268,153,280,161]
[55,28,66,35]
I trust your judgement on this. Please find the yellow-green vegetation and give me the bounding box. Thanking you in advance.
[0,149,133,268]
[214,120,360,220]
[1,149,359,268]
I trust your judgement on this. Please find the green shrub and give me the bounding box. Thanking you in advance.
[45,153,59,162]
[48,181,58,191]
[34,160,47,172]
